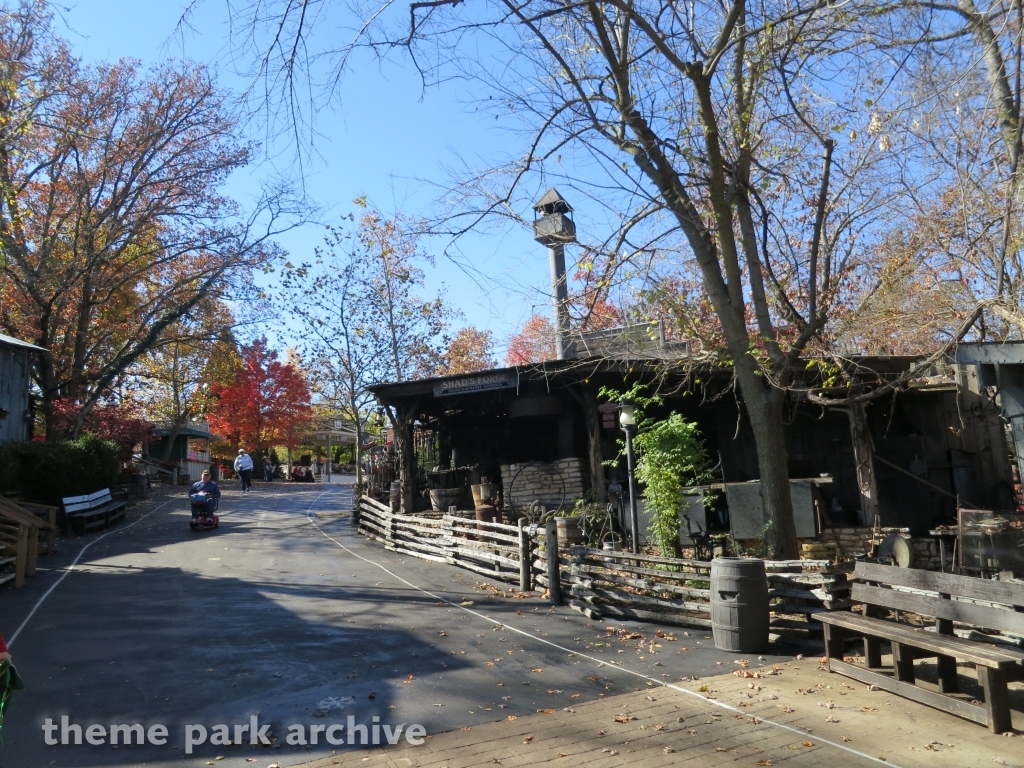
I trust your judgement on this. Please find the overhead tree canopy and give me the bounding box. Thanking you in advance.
[0,1,290,440]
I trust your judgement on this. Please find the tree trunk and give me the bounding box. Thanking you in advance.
[734,363,798,559]
[581,384,607,503]
[389,401,418,514]
[846,402,879,527]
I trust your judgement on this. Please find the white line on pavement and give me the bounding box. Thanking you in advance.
[304,487,901,768]
[7,497,174,648]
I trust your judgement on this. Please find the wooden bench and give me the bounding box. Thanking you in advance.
[61,489,128,535]
[816,562,1024,733]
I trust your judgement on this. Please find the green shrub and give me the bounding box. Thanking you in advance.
[0,434,122,503]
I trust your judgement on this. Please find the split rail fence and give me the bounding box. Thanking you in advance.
[357,496,530,585]
[356,495,847,634]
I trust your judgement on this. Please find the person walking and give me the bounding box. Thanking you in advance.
[234,449,254,492]
[264,455,275,482]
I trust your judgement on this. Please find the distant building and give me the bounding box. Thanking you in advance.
[143,422,222,484]
[0,333,44,443]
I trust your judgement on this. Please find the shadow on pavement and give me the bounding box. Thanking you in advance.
[1,563,470,767]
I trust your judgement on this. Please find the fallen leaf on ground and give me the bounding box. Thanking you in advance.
[523,735,533,743]
[613,713,635,723]
[801,741,814,747]
[439,631,447,637]
[532,668,543,673]
[757,760,773,766]
[860,706,877,713]
[507,715,517,721]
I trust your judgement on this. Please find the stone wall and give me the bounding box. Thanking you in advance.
[820,526,950,571]
[500,458,588,512]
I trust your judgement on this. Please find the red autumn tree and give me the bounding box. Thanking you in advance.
[49,399,154,457]
[207,338,312,452]
[506,314,557,365]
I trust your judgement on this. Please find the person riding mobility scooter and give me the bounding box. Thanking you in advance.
[189,470,220,531]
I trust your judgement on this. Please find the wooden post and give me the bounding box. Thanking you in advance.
[978,667,1012,734]
[14,523,28,588]
[846,403,880,526]
[26,525,37,576]
[581,384,607,503]
[390,402,419,515]
[545,519,562,605]
[442,514,455,564]
[892,642,915,683]
[518,517,532,592]
[935,595,958,693]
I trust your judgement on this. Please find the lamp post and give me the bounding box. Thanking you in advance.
[532,188,576,360]
[619,400,640,554]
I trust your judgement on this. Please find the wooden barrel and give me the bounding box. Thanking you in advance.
[429,487,463,512]
[710,557,769,653]
[554,516,584,546]
[475,505,499,525]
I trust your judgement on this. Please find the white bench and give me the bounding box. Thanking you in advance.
[62,489,127,535]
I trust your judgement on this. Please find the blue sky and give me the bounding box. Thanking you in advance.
[61,0,568,357]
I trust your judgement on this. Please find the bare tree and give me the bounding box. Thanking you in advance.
[210,0,925,557]
[280,203,456,497]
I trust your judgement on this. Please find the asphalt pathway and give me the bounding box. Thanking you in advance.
[1,484,801,768]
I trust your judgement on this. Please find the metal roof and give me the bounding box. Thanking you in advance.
[151,425,222,441]
[533,187,573,214]
[0,333,47,353]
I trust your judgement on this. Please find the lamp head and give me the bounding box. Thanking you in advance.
[618,400,636,429]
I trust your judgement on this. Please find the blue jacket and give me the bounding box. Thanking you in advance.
[189,480,221,499]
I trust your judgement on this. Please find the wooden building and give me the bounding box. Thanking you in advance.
[369,353,1013,540]
[0,333,43,444]
[143,422,221,484]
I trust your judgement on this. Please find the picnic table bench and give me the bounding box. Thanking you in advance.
[816,561,1024,733]
[61,489,127,536]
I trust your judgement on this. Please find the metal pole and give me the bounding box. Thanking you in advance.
[548,243,570,359]
[327,432,332,483]
[625,428,640,554]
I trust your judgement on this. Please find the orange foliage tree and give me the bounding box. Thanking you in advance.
[436,327,497,375]
[0,3,283,439]
[206,339,312,454]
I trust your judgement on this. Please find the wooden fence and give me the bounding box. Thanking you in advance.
[357,496,531,584]
[356,496,847,635]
